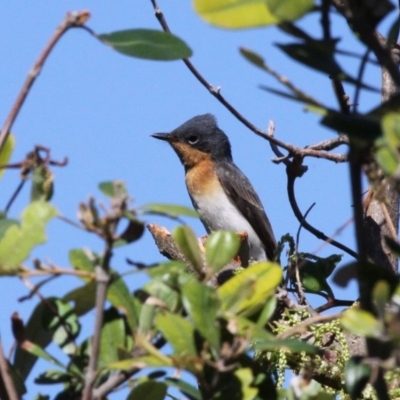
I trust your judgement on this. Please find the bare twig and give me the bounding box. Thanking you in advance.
[353,49,371,113]
[315,298,354,313]
[82,243,112,400]
[0,10,91,152]
[92,370,136,400]
[306,135,349,151]
[0,336,18,400]
[278,313,340,339]
[311,215,353,255]
[4,180,26,214]
[286,165,359,259]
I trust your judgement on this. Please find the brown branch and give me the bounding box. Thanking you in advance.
[4,179,26,214]
[0,10,91,152]
[150,0,347,164]
[277,313,340,339]
[306,135,349,151]
[286,163,359,259]
[82,242,112,400]
[0,336,18,400]
[147,223,243,286]
[92,370,135,400]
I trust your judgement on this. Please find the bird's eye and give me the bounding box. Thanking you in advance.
[187,135,199,145]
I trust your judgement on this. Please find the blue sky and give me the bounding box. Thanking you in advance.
[0,0,390,397]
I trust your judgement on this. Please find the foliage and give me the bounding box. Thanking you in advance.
[1,0,400,399]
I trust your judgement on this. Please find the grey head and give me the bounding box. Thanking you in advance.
[151,114,233,162]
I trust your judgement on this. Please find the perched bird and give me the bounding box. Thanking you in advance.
[152,114,276,261]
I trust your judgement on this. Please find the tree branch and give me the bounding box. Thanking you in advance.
[82,242,112,400]
[285,157,358,259]
[0,10,91,152]
[0,336,18,400]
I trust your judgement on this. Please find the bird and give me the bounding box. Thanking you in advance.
[151,114,276,262]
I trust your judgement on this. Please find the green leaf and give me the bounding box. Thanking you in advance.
[240,48,322,107]
[98,29,192,61]
[320,109,381,143]
[277,41,377,91]
[218,262,282,315]
[0,133,15,179]
[13,301,55,380]
[181,280,220,352]
[376,113,400,176]
[35,370,71,385]
[165,377,202,400]
[155,312,197,357]
[99,307,129,366]
[42,299,80,356]
[98,181,115,197]
[144,279,181,312]
[109,354,172,370]
[98,180,128,198]
[172,225,203,274]
[20,341,65,369]
[234,316,316,353]
[140,203,199,218]
[194,0,280,29]
[114,214,144,247]
[63,281,96,316]
[341,308,383,338]
[138,302,156,336]
[0,218,18,240]
[127,381,167,400]
[256,295,277,327]
[234,368,257,400]
[205,230,240,272]
[291,254,341,298]
[69,249,95,272]
[373,280,390,317]
[30,165,54,202]
[266,0,314,21]
[0,202,57,274]
[345,356,371,399]
[108,274,140,332]
[146,260,187,280]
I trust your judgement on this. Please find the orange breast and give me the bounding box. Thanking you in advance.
[185,158,220,197]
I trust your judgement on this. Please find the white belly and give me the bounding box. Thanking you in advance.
[191,185,266,261]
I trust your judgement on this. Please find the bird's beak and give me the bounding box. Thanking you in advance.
[151,133,172,141]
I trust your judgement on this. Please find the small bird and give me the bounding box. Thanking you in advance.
[152,114,276,262]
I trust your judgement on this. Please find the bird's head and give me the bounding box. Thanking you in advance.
[152,114,232,168]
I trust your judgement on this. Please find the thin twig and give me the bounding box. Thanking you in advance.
[82,242,112,400]
[311,215,353,255]
[92,370,136,400]
[315,298,354,313]
[277,313,340,339]
[286,169,359,259]
[57,214,87,230]
[353,49,371,113]
[0,336,19,400]
[306,135,349,151]
[4,179,26,214]
[0,10,91,152]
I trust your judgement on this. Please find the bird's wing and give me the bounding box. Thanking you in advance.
[215,161,277,261]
